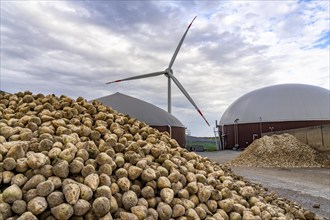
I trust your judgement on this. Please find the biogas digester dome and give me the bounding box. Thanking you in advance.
[220,84,330,149]
[96,93,186,146]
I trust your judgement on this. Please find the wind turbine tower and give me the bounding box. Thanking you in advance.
[106,16,210,126]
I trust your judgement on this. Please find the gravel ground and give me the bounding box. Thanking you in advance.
[197,151,330,219]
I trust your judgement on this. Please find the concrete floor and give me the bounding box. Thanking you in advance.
[197,151,330,219]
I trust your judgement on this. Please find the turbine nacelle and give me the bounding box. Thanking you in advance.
[164,68,173,78]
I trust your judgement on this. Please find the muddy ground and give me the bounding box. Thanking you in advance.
[197,151,330,219]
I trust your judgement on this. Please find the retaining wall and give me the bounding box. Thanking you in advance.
[264,124,330,158]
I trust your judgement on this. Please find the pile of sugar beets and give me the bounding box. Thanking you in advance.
[0,91,322,220]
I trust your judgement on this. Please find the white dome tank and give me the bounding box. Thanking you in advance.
[220,84,330,125]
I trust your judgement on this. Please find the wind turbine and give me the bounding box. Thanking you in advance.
[106,16,210,126]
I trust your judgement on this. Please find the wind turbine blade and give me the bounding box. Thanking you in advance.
[169,74,210,126]
[168,16,197,69]
[106,71,165,84]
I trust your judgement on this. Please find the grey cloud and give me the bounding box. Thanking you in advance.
[75,1,170,33]
[1,1,328,136]
[196,31,270,69]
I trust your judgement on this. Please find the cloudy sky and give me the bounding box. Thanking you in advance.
[1,1,329,137]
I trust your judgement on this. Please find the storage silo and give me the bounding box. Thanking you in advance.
[220,84,330,149]
[95,92,186,146]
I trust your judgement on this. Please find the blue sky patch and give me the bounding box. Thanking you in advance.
[313,31,330,49]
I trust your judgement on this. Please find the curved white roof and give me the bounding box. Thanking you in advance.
[220,84,330,125]
[95,92,185,127]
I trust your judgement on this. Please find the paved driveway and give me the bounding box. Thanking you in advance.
[197,151,330,219]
